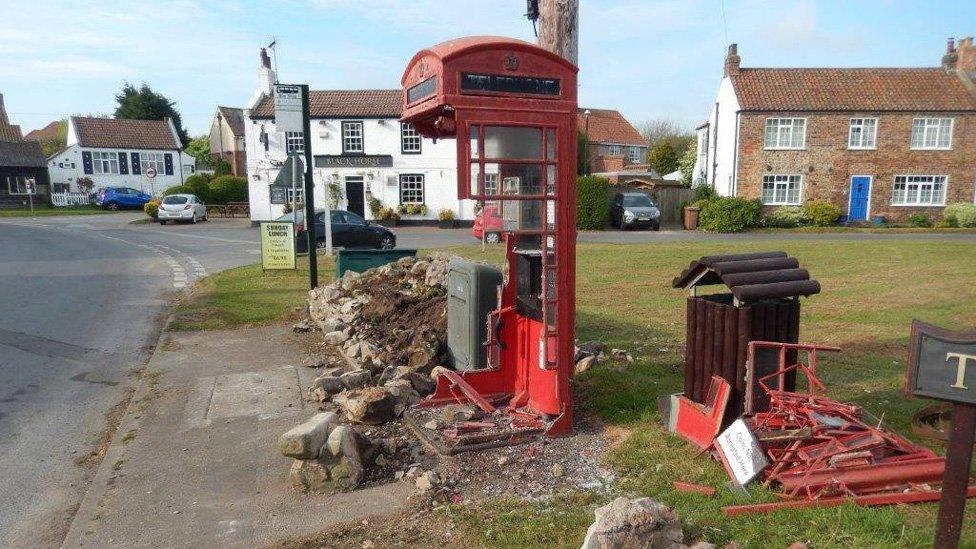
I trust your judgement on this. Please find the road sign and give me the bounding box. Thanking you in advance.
[907,320,976,549]
[25,178,35,195]
[274,84,304,134]
[260,221,296,270]
[146,167,157,179]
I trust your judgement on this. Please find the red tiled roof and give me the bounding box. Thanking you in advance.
[216,106,245,137]
[25,120,65,142]
[577,108,646,146]
[72,117,179,150]
[731,68,976,112]
[0,92,23,141]
[250,90,402,119]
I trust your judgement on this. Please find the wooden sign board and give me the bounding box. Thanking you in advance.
[906,320,976,405]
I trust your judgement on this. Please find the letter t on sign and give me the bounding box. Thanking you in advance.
[945,352,975,390]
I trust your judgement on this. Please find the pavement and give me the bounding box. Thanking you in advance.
[2,210,974,548]
[60,325,411,549]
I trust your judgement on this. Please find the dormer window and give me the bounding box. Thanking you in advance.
[764,118,806,149]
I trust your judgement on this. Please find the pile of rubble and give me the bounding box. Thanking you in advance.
[305,254,451,425]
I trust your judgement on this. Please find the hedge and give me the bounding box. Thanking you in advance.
[576,176,609,230]
[162,185,193,196]
[698,197,762,233]
[944,202,976,227]
[208,175,247,204]
[803,200,842,227]
[183,174,213,203]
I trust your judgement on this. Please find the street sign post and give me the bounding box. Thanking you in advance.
[274,84,304,134]
[25,178,35,215]
[906,319,976,549]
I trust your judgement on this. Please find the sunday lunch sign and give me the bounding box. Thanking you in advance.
[260,221,296,270]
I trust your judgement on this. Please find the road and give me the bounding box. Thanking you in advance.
[1,212,974,547]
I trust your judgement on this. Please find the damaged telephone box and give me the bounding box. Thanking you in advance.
[399,36,579,453]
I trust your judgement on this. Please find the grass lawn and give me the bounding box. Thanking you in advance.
[174,239,976,547]
[0,205,119,217]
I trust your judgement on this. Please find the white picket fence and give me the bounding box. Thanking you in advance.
[51,192,94,207]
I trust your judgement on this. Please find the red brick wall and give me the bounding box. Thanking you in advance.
[735,112,976,221]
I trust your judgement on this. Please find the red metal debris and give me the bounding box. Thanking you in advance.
[672,376,732,450]
[723,485,976,517]
[674,480,717,497]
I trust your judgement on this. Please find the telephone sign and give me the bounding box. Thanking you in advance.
[907,320,976,406]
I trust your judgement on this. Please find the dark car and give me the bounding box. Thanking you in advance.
[610,192,661,230]
[95,187,151,210]
[280,210,396,252]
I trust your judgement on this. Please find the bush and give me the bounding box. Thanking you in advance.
[183,174,212,203]
[438,208,455,221]
[692,184,719,202]
[698,197,762,233]
[803,200,842,227]
[368,197,383,217]
[908,213,933,228]
[944,202,976,228]
[143,198,160,219]
[208,175,247,204]
[765,206,808,228]
[162,185,193,196]
[576,175,610,230]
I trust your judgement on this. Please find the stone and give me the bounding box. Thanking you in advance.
[497,455,510,466]
[339,369,372,390]
[786,544,809,549]
[326,425,362,463]
[407,371,437,394]
[329,457,364,491]
[375,454,388,467]
[610,348,634,363]
[293,319,313,333]
[345,342,363,360]
[289,459,331,493]
[310,374,346,402]
[323,330,346,346]
[407,348,436,372]
[278,412,339,459]
[302,356,327,368]
[580,497,683,549]
[334,387,398,424]
[383,381,420,415]
[577,341,606,359]
[551,463,564,477]
[440,404,479,423]
[574,355,598,376]
[424,420,441,430]
[416,471,439,492]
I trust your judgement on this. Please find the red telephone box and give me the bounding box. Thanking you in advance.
[401,36,578,443]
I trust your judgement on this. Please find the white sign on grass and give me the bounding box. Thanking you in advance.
[715,418,768,485]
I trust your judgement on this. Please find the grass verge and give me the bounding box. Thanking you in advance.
[0,205,119,217]
[176,239,976,546]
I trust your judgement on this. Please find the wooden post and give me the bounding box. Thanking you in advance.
[538,0,579,65]
[934,404,976,549]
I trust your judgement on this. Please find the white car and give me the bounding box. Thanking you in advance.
[158,194,208,224]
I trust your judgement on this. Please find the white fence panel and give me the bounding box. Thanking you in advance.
[52,192,93,207]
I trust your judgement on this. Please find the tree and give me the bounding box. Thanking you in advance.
[576,130,590,175]
[185,135,231,176]
[36,120,68,156]
[114,83,189,146]
[637,118,694,157]
[647,141,680,176]
[678,141,698,187]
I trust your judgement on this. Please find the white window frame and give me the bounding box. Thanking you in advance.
[7,175,29,195]
[484,173,499,196]
[92,151,119,174]
[285,131,304,154]
[341,121,364,154]
[910,118,953,150]
[892,175,947,206]
[607,144,622,156]
[286,187,304,204]
[628,146,644,164]
[848,118,878,150]
[764,118,807,150]
[400,123,421,154]
[141,152,165,174]
[761,174,803,205]
[399,173,424,204]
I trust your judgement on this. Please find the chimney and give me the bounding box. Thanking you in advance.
[0,92,9,125]
[942,37,958,70]
[724,43,741,77]
[257,48,276,96]
[957,36,976,72]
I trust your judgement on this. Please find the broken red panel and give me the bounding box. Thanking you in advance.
[722,485,976,517]
[673,481,716,497]
[672,376,732,450]
[776,456,946,493]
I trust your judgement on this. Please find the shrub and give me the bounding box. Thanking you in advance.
[576,175,610,230]
[765,206,808,228]
[908,213,933,228]
[692,184,719,202]
[944,202,976,228]
[208,175,247,204]
[162,185,193,196]
[368,197,383,217]
[183,174,212,203]
[803,200,842,227]
[698,197,762,233]
[143,198,160,219]
[438,208,454,221]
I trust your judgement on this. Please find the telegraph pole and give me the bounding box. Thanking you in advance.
[537,0,579,65]
[300,84,318,289]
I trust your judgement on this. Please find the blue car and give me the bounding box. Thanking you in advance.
[95,187,152,210]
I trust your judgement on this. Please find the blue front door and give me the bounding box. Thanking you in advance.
[849,176,871,221]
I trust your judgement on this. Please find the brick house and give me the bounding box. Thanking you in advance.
[578,108,665,185]
[208,106,246,176]
[694,38,976,222]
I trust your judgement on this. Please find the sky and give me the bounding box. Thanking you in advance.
[2,0,975,137]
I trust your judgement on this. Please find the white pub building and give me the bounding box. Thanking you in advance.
[244,49,470,223]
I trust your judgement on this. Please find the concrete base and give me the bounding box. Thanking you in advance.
[62,325,411,548]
